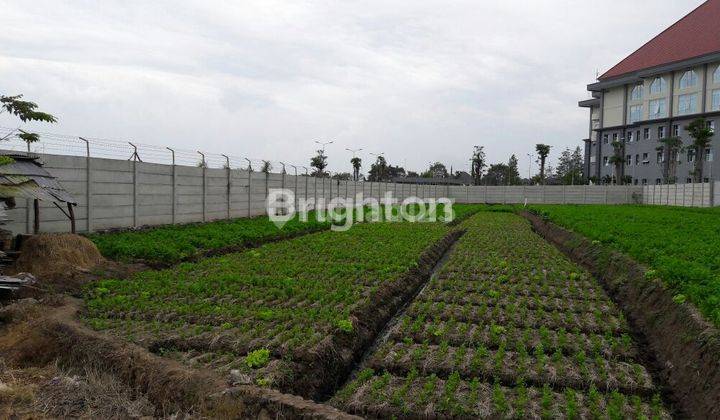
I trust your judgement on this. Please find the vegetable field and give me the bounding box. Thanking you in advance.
[84,221,451,395]
[331,213,670,418]
[531,205,720,326]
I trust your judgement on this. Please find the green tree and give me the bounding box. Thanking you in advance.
[331,172,351,180]
[608,140,625,185]
[0,94,57,149]
[310,149,328,177]
[535,144,551,184]
[555,147,584,185]
[470,145,486,185]
[350,157,362,181]
[657,136,683,183]
[368,155,389,181]
[507,154,521,185]
[421,162,448,179]
[685,118,714,182]
[485,163,509,186]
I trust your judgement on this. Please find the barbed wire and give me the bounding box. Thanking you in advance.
[0,126,306,173]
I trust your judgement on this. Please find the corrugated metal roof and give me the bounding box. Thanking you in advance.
[0,154,76,203]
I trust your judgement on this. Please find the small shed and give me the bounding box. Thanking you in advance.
[0,154,78,233]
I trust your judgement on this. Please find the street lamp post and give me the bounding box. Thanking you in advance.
[526,153,534,184]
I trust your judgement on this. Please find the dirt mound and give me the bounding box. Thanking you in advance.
[13,234,104,280]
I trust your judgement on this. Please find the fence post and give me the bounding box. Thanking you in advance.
[563,185,567,204]
[222,155,231,219]
[80,137,92,232]
[701,182,705,207]
[691,182,695,207]
[166,147,176,224]
[130,142,140,227]
[710,180,715,207]
[604,186,608,205]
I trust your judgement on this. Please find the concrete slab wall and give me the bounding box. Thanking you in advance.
[642,182,714,207]
[5,150,710,235]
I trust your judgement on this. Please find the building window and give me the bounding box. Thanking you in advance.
[626,154,632,165]
[630,84,643,101]
[643,128,650,139]
[708,120,716,133]
[706,148,714,162]
[687,149,696,162]
[650,77,666,94]
[634,179,638,185]
[642,179,648,185]
[627,131,634,142]
[712,89,720,111]
[612,133,618,142]
[629,105,642,123]
[714,66,720,84]
[658,126,666,139]
[642,152,649,164]
[655,178,662,185]
[678,93,698,115]
[636,130,641,141]
[648,98,666,119]
[672,124,679,136]
[687,178,693,183]
[635,154,640,165]
[603,156,609,166]
[679,70,698,89]
[657,151,664,164]
[603,134,609,144]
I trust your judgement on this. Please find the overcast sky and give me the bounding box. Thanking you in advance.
[0,0,705,175]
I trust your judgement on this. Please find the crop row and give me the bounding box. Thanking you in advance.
[388,315,638,360]
[85,221,450,392]
[404,301,626,334]
[333,370,669,419]
[88,212,331,264]
[419,289,619,315]
[367,341,653,395]
[431,276,608,301]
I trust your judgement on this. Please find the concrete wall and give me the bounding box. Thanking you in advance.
[642,182,716,207]
[5,151,714,235]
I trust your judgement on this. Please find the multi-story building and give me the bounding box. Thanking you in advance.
[580,0,720,185]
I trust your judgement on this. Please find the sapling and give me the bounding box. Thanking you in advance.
[492,381,509,416]
[564,388,578,420]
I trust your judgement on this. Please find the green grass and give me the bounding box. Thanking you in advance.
[531,205,720,326]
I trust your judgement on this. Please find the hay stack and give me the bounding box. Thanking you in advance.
[13,234,104,279]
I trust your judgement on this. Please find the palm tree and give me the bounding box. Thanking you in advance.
[609,140,624,184]
[685,118,714,182]
[535,144,551,184]
[657,136,683,183]
[350,157,362,181]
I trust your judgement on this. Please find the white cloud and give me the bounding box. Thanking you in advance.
[0,0,704,175]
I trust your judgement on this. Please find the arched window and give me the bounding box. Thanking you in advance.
[650,77,666,94]
[714,66,720,84]
[630,84,643,101]
[679,70,698,89]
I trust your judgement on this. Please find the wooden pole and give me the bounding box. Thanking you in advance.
[68,202,76,234]
[33,199,39,234]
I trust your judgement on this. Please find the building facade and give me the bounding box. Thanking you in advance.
[581,0,720,185]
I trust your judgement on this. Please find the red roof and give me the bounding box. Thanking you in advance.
[599,0,720,80]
